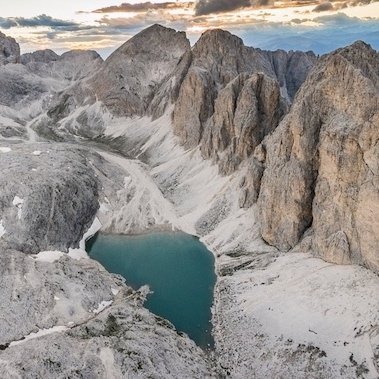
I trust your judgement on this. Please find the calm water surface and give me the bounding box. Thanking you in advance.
[86,232,216,349]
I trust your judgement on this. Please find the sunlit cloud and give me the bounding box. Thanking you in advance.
[0,0,377,56]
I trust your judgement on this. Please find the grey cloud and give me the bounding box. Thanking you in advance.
[194,0,251,16]
[0,14,86,31]
[92,2,193,13]
[0,18,17,29]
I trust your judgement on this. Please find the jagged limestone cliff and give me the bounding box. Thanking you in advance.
[172,29,316,173]
[257,41,379,273]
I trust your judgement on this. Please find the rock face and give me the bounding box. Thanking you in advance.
[201,73,286,174]
[0,32,20,65]
[88,24,191,118]
[264,49,317,100]
[258,41,379,273]
[172,29,316,173]
[0,144,99,253]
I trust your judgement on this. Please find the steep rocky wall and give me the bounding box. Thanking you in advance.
[200,73,286,175]
[257,41,379,272]
[172,29,317,173]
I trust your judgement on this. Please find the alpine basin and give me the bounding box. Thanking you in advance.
[86,231,216,349]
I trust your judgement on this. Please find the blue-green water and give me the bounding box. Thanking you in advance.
[86,232,216,349]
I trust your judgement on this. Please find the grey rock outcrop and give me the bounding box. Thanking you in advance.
[0,247,214,378]
[0,247,121,346]
[0,31,20,65]
[0,143,99,253]
[0,64,50,108]
[0,284,214,378]
[258,41,379,273]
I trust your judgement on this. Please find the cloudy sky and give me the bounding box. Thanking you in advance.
[0,0,378,57]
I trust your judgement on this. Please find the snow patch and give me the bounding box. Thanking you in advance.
[123,176,131,188]
[216,252,379,378]
[9,326,68,347]
[92,300,113,314]
[34,250,64,263]
[32,150,42,156]
[12,196,24,207]
[68,217,102,260]
[12,196,24,220]
[0,220,6,238]
[0,147,11,153]
[111,288,119,296]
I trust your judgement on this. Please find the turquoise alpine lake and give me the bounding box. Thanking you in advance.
[86,232,216,349]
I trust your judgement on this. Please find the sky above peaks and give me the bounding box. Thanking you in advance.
[0,0,378,57]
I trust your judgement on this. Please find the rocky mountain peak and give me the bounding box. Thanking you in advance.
[60,49,102,62]
[193,29,245,56]
[20,49,59,64]
[83,24,191,117]
[107,24,189,63]
[329,40,379,88]
[0,31,20,65]
[191,28,273,85]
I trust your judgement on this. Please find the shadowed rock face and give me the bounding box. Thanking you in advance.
[264,49,317,101]
[258,41,379,273]
[201,72,286,175]
[0,32,20,65]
